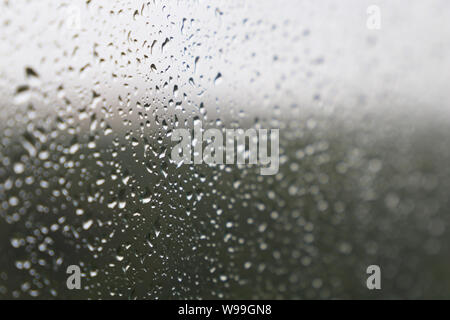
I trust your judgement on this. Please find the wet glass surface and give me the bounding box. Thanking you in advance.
[1,0,450,299]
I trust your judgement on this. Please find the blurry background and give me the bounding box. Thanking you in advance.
[1,0,450,299]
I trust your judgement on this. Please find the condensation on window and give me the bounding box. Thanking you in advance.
[0,0,450,299]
